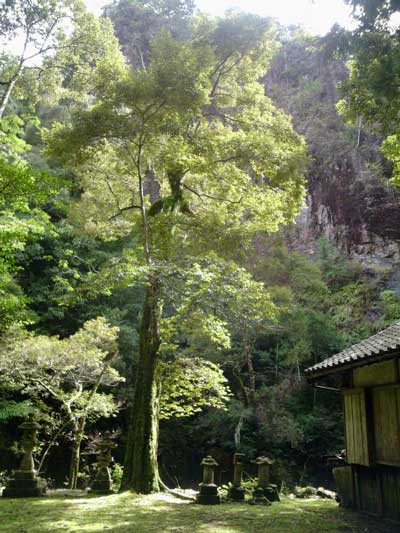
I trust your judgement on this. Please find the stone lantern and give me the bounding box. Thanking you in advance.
[255,456,274,488]
[90,432,116,495]
[228,453,245,501]
[3,415,46,498]
[196,455,220,505]
[249,456,279,504]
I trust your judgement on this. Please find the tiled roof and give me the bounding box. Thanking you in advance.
[306,321,400,376]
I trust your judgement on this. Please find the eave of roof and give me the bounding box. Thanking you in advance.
[305,321,400,378]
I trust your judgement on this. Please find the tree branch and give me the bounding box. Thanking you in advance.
[109,204,141,220]
[183,183,242,204]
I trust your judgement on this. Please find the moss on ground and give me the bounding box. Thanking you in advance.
[0,492,396,533]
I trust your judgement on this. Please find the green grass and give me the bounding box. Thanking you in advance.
[0,492,396,533]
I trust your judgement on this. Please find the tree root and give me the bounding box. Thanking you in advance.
[158,478,197,502]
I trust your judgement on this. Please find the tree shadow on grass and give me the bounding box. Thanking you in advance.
[0,493,398,533]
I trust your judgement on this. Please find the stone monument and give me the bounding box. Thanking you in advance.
[90,432,116,495]
[196,455,220,505]
[2,415,46,498]
[228,453,246,501]
[249,456,279,505]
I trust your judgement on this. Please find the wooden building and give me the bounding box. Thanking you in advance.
[305,322,400,523]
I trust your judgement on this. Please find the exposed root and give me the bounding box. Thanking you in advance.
[158,478,196,502]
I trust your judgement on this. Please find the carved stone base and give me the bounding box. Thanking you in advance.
[228,486,245,501]
[90,467,113,495]
[196,483,220,505]
[249,487,271,506]
[2,470,46,498]
[263,484,280,502]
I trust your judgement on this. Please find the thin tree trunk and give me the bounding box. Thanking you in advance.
[0,28,28,120]
[121,277,161,493]
[299,456,310,486]
[231,365,249,408]
[0,77,18,120]
[67,360,113,489]
[37,419,71,475]
[357,115,362,147]
[68,423,83,490]
[244,339,256,406]
[297,358,301,383]
[234,411,245,448]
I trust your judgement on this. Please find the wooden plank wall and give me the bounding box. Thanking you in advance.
[372,385,400,466]
[344,389,370,466]
[332,466,355,508]
[355,467,381,516]
[381,467,400,522]
[353,466,400,522]
[353,360,397,388]
[336,359,400,522]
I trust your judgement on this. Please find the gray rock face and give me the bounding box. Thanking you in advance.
[289,198,400,277]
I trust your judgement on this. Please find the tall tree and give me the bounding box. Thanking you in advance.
[46,14,307,493]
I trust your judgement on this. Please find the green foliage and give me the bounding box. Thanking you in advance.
[0,158,58,276]
[161,255,275,359]
[0,273,32,330]
[0,0,123,159]
[46,17,306,246]
[382,134,400,185]
[43,13,307,490]
[0,111,37,155]
[345,0,400,29]
[160,358,230,419]
[111,462,124,490]
[0,157,62,210]
[338,31,400,135]
[0,156,65,330]
[0,317,123,470]
[380,289,400,322]
[338,2,400,186]
[0,399,34,422]
[318,238,361,288]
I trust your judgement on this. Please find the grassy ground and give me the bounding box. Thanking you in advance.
[0,492,397,533]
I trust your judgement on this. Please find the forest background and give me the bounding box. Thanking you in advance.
[1,0,400,492]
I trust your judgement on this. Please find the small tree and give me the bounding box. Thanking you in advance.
[0,317,123,488]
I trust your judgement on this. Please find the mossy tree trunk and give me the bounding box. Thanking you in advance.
[121,145,164,493]
[68,429,83,490]
[121,277,162,493]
